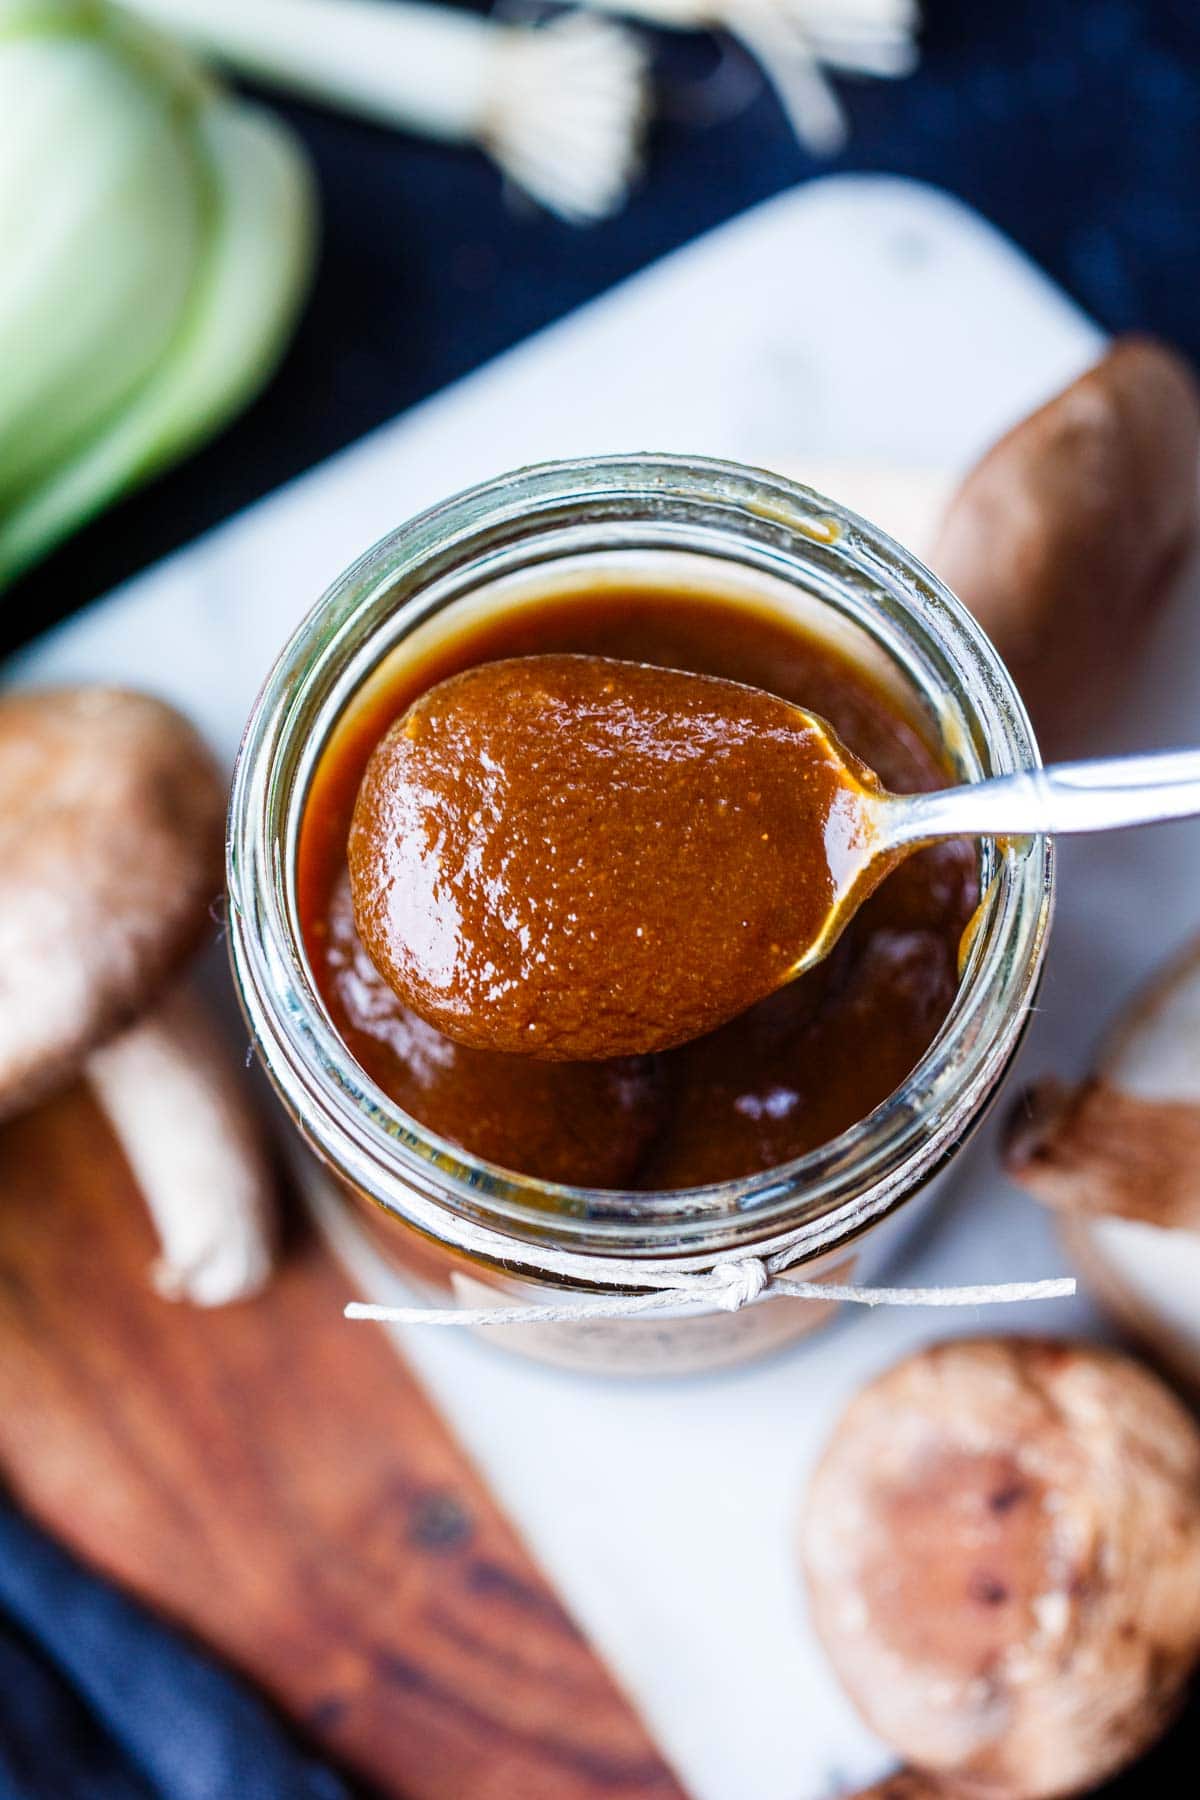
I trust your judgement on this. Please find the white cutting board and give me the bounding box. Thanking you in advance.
[15,176,1200,1799]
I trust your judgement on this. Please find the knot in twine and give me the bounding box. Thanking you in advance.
[344,1245,1075,1330]
[709,1258,769,1312]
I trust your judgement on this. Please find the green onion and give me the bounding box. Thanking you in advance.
[0,0,315,589]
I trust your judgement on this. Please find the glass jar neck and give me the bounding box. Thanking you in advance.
[228,455,1053,1269]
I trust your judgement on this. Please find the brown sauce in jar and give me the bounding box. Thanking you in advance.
[298,587,978,1190]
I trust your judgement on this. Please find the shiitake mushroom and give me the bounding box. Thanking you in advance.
[802,1337,1200,1800]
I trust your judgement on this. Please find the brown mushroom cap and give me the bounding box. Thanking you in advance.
[931,337,1200,756]
[0,686,226,1118]
[802,1337,1200,1800]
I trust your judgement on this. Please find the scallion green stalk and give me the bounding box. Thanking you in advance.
[0,0,315,590]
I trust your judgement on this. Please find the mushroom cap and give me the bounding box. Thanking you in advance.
[930,337,1200,756]
[802,1337,1200,1800]
[0,686,226,1117]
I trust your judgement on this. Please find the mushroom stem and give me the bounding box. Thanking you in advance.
[1004,937,1200,1230]
[84,984,275,1305]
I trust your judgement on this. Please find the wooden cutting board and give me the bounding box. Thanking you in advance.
[0,1085,686,1800]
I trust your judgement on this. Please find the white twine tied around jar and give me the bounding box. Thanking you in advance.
[346,1248,1076,1329]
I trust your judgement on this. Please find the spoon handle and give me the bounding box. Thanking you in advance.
[886,747,1200,849]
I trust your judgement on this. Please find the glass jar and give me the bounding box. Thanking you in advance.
[228,455,1053,1375]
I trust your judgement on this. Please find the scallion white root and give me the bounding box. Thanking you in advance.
[130,0,649,223]
[486,13,648,223]
[580,0,920,154]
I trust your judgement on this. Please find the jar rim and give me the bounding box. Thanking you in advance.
[228,454,1053,1270]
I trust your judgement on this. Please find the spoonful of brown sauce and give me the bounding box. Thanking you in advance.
[348,653,1200,1060]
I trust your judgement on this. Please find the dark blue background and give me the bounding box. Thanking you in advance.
[3,0,1198,656]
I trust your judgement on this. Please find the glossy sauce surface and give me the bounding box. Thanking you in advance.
[299,588,977,1190]
[348,655,880,1060]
